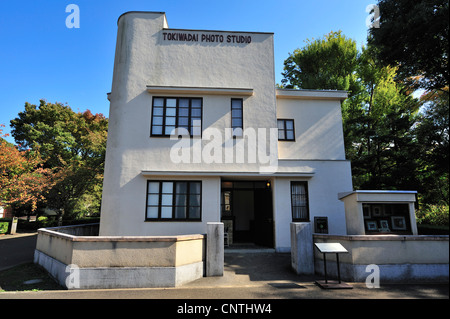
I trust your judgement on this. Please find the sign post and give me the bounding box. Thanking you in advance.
[314,242,353,289]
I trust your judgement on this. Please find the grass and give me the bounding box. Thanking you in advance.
[0,263,63,292]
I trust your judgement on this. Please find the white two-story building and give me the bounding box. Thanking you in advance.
[100,11,353,252]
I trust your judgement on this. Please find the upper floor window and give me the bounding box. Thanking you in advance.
[277,119,295,141]
[151,97,202,137]
[231,98,243,136]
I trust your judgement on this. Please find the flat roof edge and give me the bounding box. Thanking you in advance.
[338,190,418,200]
[117,11,166,25]
[164,27,274,35]
[276,88,348,100]
[147,85,254,96]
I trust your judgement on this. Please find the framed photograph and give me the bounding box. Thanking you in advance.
[391,216,407,230]
[379,220,390,232]
[363,204,371,219]
[365,220,378,231]
[372,205,382,217]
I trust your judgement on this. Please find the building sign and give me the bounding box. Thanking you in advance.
[162,32,252,44]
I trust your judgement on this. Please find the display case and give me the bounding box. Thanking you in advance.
[338,190,418,235]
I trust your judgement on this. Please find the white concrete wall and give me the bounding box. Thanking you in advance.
[313,234,449,282]
[341,193,365,235]
[276,98,346,160]
[273,160,353,251]
[100,175,220,236]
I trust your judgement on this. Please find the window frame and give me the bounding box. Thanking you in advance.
[277,119,295,141]
[145,180,202,222]
[231,98,244,137]
[150,97,203,138]
[290,181,310,222]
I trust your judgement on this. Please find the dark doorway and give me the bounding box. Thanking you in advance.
[221,180,274,248]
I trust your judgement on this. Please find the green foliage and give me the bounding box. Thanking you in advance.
[281,31,360,95]
[10,100,108,168]
[0,221,9,234]
[9,100,108,218]
[414,90,449,205]
[344,53,421,190]
[17,216,100,230]
[369,0,449,91]
[416,204,449,226]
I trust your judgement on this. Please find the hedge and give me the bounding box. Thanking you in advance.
[17,217,101,230]
[415,204,449,226]
[0,221,9,234]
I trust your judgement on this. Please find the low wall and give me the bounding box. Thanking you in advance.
[34,224,206,289]
[313,234,449,282]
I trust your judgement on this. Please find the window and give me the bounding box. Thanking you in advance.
[291,181,309,221]
[151,97,202,137]
[146,181,202,221]
[277,119,295,141]
[231,98,243,136]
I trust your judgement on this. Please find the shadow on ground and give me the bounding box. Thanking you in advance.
[0,263,63,292]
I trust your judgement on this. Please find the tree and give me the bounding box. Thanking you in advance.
[281,35,422,192]
[281,31,361,96]
[0,125,63,212]
[368,0,449,91]
[10,101,108,219]
[345,50,421,190]
[414,88,449,204]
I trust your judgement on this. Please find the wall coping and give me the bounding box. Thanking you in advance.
[147,85,254,96]
[37,225,204,243]
[313,234,449,241]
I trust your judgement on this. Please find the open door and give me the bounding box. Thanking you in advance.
[221,180,274,248]
[253,187,274,247]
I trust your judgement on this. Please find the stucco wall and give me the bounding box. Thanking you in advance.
[36,227,205,268]
[273,160,353,251]
[313,234,449,282]
[276,98,346,160]
[100,176,220,237]
[35,231,74,265]
[34,226,207,289]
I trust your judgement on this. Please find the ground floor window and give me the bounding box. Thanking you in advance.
[291,181,309,222]
[146,181,202,221]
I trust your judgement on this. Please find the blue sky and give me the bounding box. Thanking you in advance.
[0,0,375,144]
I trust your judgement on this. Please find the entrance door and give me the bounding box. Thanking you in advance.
[221,181,274,248]
[253,188,274,247]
